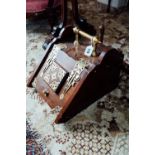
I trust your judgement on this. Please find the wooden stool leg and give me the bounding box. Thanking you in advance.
[43,0,68,50]
[47,0,55,30]
[107,0,112,13]
[71,0,96,35]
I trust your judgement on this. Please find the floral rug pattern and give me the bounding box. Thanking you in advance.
[26,0,128,154]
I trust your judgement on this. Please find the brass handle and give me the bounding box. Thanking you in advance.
[73,27,101,44]
[43,89,49,97]
[73,27,101,56]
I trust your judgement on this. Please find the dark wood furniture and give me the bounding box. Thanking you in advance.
[43,0,96,50]
[107,0,112,13]
[27,26,124,123]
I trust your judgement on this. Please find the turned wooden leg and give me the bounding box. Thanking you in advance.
[71,0,96,35]
[43,0,68,50]
[47,0,55,31]
[107,0,112,13]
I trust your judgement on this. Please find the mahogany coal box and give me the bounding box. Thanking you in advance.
[27,26,124,123]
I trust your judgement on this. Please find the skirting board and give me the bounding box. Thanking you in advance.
[97,0,128,9]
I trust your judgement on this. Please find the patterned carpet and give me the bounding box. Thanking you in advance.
[26,0,129,154]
